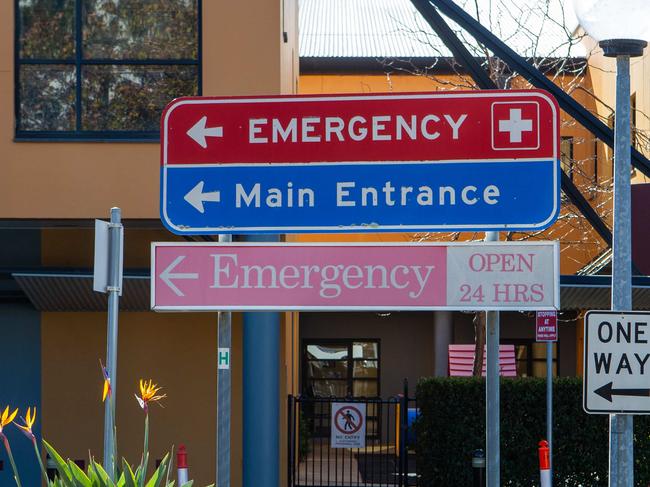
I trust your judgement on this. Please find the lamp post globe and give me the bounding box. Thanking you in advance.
[572,0,649,56]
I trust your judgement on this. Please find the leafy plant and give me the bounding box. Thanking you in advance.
[0,375,211,487]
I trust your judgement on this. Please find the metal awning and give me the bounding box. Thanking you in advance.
[560,275,650,311]
[12,272,150,311]
[11,272,650,312]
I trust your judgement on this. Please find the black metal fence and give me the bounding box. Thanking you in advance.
[288,386,418,487]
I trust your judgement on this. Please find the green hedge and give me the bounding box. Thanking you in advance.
[416,377,650,486]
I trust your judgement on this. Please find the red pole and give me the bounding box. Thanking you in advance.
[177,444,189,485]
[538,440,551,487]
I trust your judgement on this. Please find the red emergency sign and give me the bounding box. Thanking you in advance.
[161,90,559,166]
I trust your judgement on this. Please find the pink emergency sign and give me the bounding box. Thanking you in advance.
[151,242,559,311]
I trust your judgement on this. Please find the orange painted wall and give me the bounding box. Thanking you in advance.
[40,311,244,485]
[21,1,299,484]
[39,227,245,486]
[0,0,297,219]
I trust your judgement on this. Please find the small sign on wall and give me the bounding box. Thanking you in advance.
[536,310,558,342]
[218,348,230,369]
[331,402,366,449]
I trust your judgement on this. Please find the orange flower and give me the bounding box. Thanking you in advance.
[16,407,36,438]
[100,360,111,402]
[135,379,166,412]
[0,406,18,433]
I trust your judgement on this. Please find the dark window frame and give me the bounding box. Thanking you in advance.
[503,339,559,378]
[301,338,381,398]
[14,0,202,142]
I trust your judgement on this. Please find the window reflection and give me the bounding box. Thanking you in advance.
[304,340,380,398]
[353,342,378,359]
[306,345,348,360]
[83,0,199,59]
[353,380,378,397]
[82,65,198,131]
[307,360,347,379]
[19,65,76,131]
[19,0,75,59]
[353,360,378,378]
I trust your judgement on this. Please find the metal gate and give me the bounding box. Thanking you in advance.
[288,388,418,487]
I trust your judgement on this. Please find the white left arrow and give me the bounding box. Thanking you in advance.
[187,116,223,148]
[160,255,198,297]
[184,181,221,214]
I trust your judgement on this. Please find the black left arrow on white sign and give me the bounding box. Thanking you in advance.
[594,381,650,403]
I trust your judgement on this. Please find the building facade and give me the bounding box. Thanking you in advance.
[1,0,297,484]
[2,0,649,486]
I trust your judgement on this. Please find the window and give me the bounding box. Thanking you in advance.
[560,136,574,181]
[302,340,380,398]
[302,340,381,438]
[16,0,201,140]
[505,340,558,378]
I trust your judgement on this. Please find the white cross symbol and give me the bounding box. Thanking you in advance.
[498,108,533,143]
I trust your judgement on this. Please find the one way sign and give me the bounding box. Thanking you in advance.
[584,311,650,414]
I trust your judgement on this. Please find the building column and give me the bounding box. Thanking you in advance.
[243,235,280,487]
[433,311,453,376]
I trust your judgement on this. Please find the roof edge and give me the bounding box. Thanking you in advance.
[300,56,587,75]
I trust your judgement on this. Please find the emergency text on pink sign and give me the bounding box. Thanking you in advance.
[151,242,559,312]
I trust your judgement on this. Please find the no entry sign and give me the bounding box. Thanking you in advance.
[150,242,559,311]
[331,403,366,449]
[160,91,560,234]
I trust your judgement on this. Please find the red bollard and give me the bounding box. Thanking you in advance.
[538,440,551,487]
[177,444,189,485]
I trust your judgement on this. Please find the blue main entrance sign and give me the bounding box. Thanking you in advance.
[160,91,560,234]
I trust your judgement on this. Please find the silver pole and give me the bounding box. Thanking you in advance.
[610,54,633,487]
[485,231,500,487]
[546,341,553,483]
[103,207,122,478]
[217,234,232,487]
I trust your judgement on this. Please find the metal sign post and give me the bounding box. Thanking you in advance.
[546,342,553,481]
[94,208,124,479]
[611,53,634,487]
[217,234,232,487]
[536,309,558,480]
[484,231,500,487]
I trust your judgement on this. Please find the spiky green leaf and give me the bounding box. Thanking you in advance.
[68,460,92,487]
[121,459,138,487]
[89,460,111,487]
[144,453,169,487]
[42,440,73,483]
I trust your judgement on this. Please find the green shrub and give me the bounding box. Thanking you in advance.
[416,377,650,487]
